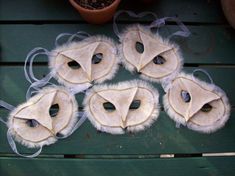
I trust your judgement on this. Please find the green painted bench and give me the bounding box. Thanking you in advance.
[0,0,235,175]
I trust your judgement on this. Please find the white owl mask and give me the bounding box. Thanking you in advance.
[49,36,120,90]
[118,25,183,83]
[83,80,160,134]
[24,32,120,95]
[113,11,190,85]
[0,86,86,157]
[163,72,231,133]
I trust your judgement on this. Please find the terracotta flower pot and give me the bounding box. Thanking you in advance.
[221,0,235,29]
[69,0,121,24]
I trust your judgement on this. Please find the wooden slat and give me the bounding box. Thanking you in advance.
[0,111,234,155]
[0,157,235,176]
[0,24,235,64]
[0,66,234,155]
[0,0,225,23]
[0,66,234,106]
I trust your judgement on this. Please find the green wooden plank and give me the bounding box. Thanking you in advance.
[0,66,234,155]
[1,157,235,176]
[0,24,235,64]
[0,66,234,106]
[0,0,225,23]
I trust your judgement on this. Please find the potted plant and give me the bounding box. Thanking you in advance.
[221,0,235,29]
[69,0,121,24]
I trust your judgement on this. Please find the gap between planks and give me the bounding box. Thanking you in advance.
[0,152,235,159]
[0,20,228,26]
[2,62,235,68]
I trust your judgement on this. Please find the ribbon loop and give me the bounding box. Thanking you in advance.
[56,112,87,139]
[113,10,158,37]
[24,47,54,99]
[7,130,42,158]
[24,47,50,84]
[55,31,90,47]
[149,16,191,39]
[0,100,15,125]
[193,68,214,84]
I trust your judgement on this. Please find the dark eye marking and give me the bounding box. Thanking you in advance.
[153,55,166,65]
[26,119,39,128]
[181,90,191,103]
[67,60,81,69]
[92,53,103,64]
[49,104,60,117]
[201,103,212,112]
[56,133,64,138]
[103,102,116,112]
[135,42,144,53]
[129,100,141,110]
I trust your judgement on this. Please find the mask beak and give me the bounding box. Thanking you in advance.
[85,70,92,82]
[42,121,54,133]
[120,116,127,128]
[185,114,191,122]
[184,103,193,122]
[136,65,142,72]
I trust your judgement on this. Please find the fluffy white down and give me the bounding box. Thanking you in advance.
[163,72,231,133]
[49,35,120,92]
[118,24,183,85]
[83,80,160,135]
[7,86,79,148]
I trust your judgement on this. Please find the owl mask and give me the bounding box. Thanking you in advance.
[163,72,230,133]
[25,33,120,95]
[8,86,79,148]
[49,36,120,91]
[83,80,160,134]
[118,25,183,84]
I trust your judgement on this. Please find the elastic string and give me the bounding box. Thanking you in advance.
[56,112,87,139]
[0,100,14,111]
[25,72,55,100]
[55,31,90,47]
[0,100,15,125]
[24,48,55,99]
[113,10,158,37]
[192,69,214,84]
[25,61,65,99]
[7,130,42,158]
[149,17,191,39]
[24,47,50,84]
[67,31,90,44]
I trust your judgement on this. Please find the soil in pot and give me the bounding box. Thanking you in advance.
[75,0,115,10]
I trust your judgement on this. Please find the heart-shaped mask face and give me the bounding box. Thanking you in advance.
[49,36,119,91]
[83,80,159,134]
[8,86,78,148]
[163,73,230,133]
[119,25,183,83]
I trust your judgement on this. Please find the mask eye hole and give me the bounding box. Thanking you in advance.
[56,133,64,138]
[26,119,39,128]
[49,104,60,117]
[129,100,141,110]
[153,55,166,65]
[135,42,144,53]
[201,103,212,112]
[103,102,116,112]
[92,53,103,64]
[181,90,191,103]
[67,60,81,69]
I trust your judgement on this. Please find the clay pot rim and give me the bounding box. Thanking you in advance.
[69,0,121,13]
